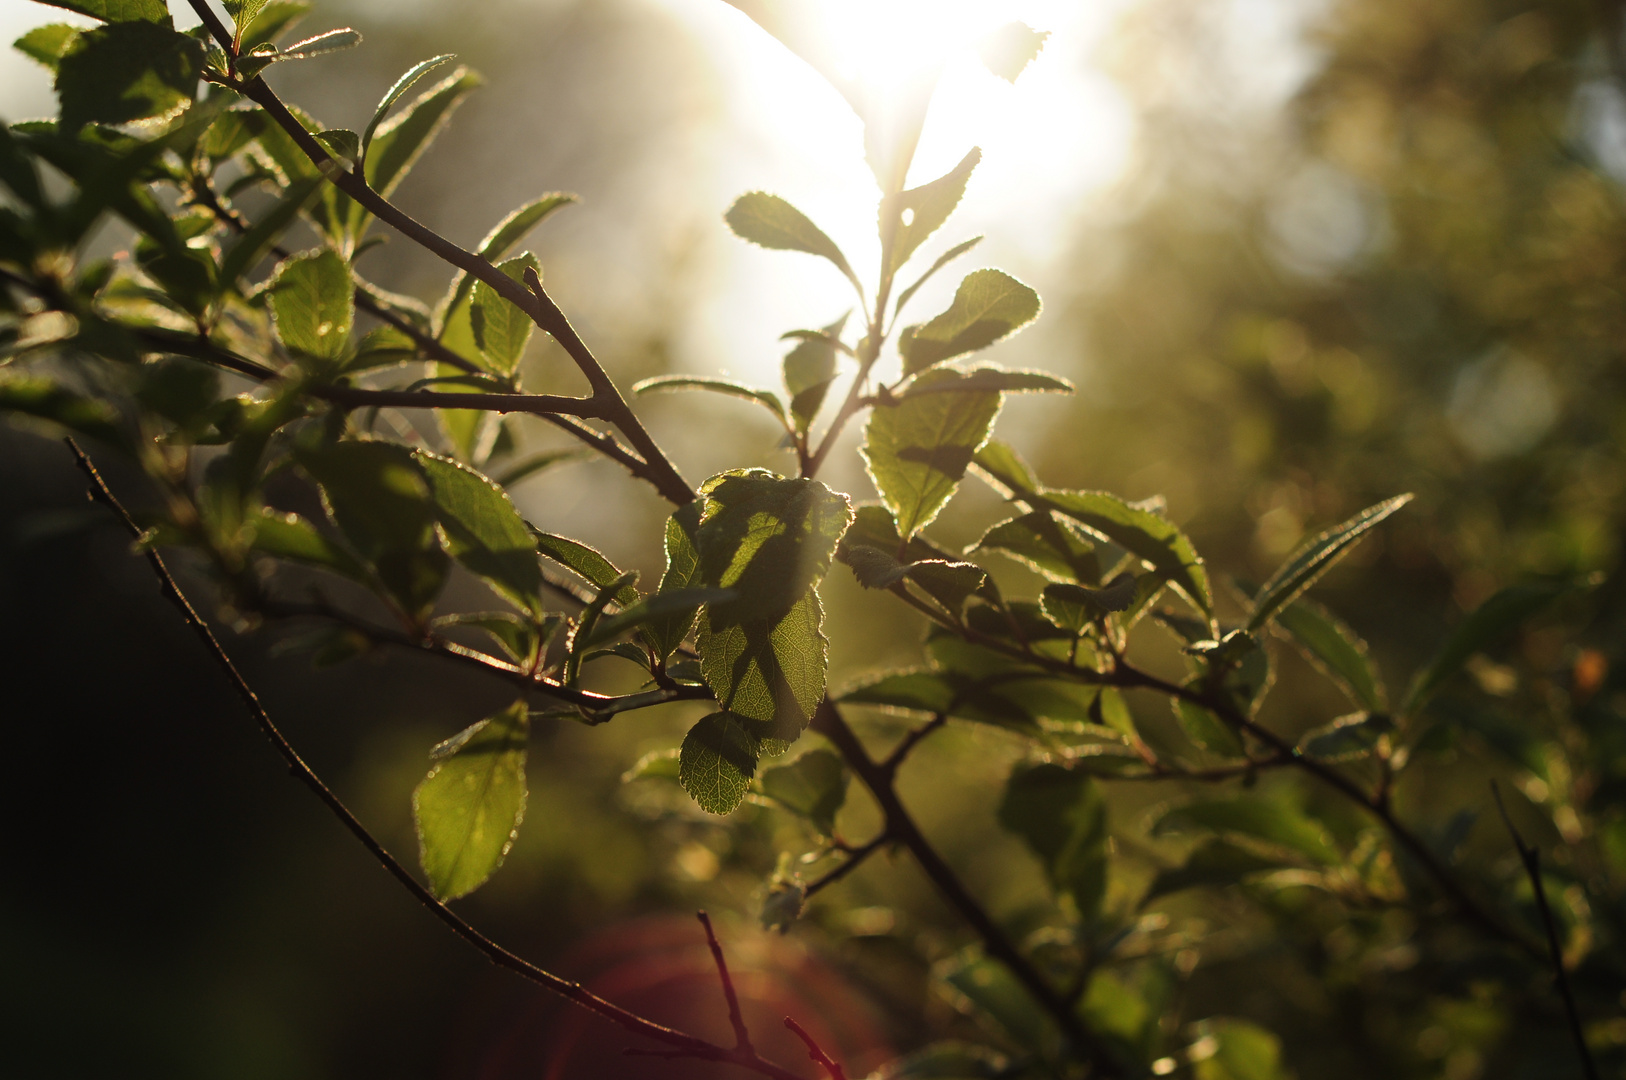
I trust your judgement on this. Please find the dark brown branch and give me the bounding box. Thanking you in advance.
[783,1017,848,1080]
[881,712,946,775]
[66,435,805,1080]
[1492,782,1599,1080]
[187,7,693,505]
[699,912,755,1055]
[812,699,1122,1075]
[803,834,887,899]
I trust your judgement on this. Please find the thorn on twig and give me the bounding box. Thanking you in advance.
[1490,781,1599,1080]
[698,911,755,1054]
[784,1016,847,1080]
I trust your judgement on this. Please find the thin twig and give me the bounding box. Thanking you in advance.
[881,713,947,775]
[65,437,804,1080]
[1491,782,1599,1080]
[186,2,693,505]
[803,834,888,900]
[812,699,1123,1075]
[699,912,756,1055]
[783,1017,848,1080]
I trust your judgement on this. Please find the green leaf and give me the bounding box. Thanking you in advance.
[437,194,578,330]
[642,501,705,662]
[1039,573,1137,630]
[432,611,540,665]
[699,588,826,742]
[584,588,735,647]
[269,248,353,362]
[0,375,130,452]
[491,449,586,487]
[899,366,1072,397]
[998,762,1108,920]
[1038,490,1212,619]
[839,667,1087,734]
[348,66,481,235]
[564,571,638,686]
[311,127,359,163]
[1143,840,1287,903]
[249,509,364,578]
[412,700,529,900]
[1191,1019,1289,1080]
[296,440,449,620]
[694,469,853,623]
[414,451,543,615]
[862,367,1003,539]
[1274,598,1386,712]
[31,1,170,24]
[679,711,760,814]
[1404,578,1592,713]
[15,24,81,72]
[55,21,203,131]
[1298,711,1394,762]
[889,149,981,278]
[758,749,847,835]
[533,531,639,606]
[971,511,1099,584]
[894,236,984,317]
[979,22,1050,83]
[1247,495,1413,631]
[469,253,538,375]
[361,54,454,157]
[220,176,322,285]
[1153,798,1341,866]
[970,438,1039,495]
[222,0,270,38]
[782,312,848,433]
[240,2,310,51]
[725,191,863,296]
[621,747,681,783]
[280,27,362,59]
[633,375,786,426]
[1172,697,1245,758]
[897,269,1040,376]
[939,953,1055,1051]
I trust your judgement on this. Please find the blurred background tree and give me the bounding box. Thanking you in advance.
[2,0,1622,1077]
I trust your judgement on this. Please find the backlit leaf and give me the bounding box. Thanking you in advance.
[998,762,1108,920]
[862,367,1002,539]
[642,501,704,662]
[1038,490,1212,619]
[1298,711,1394,762]
[900,366,1072,397]
[415,451,543,614]
[1153,798,1340,866]
[970,510,1099,583]
[269,248,353,362]
[897,269,1040,376]
[633,375,786,426]
[699,588,826,742]
[361,54,454,156]
[280,27,361,59]
[469,253,538,375]
[1274,598,1386,712]
[979,22,1049,82]
[32,1,169,25]
[15,24,80,72]
[888,149,980,277]
[412,700,529,899]
[726,191,863,295]
[894,235,983,317]
[680,711,759,814]
[533,531,639,606]
[1247,495,1412,631]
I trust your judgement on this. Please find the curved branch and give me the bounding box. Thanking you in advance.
[66,436,804,1080]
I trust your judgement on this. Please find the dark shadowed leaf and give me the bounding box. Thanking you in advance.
[1153,798,1340,866]
[415,451,542,614]
[249,510,365,578]
[221,176,322,284]
[759,749,847,834]
[999,762,1108,920]
[782,311,848,433]
[1247,495,1413,631]
[1172,697,1245,758]
[0,375,131,452]
[412,700,528,899]
[970,438,1038,495]
[1039,490,1212,619]
[32,1,170,25]
[1403,577,1594,713]
[862,367,1002,539]
[680,711,760,814]
[1298,711,1394,762]
[897,269,1040,375]
[55,21,202,131]
[1274,598,1386,712]
[725,191,863,295]
[971,510,1099,583]
[432,611,541,666]
[1143,839,1286,903]
[642,501,705,661]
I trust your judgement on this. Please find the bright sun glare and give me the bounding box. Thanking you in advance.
[655,0,1136,386]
